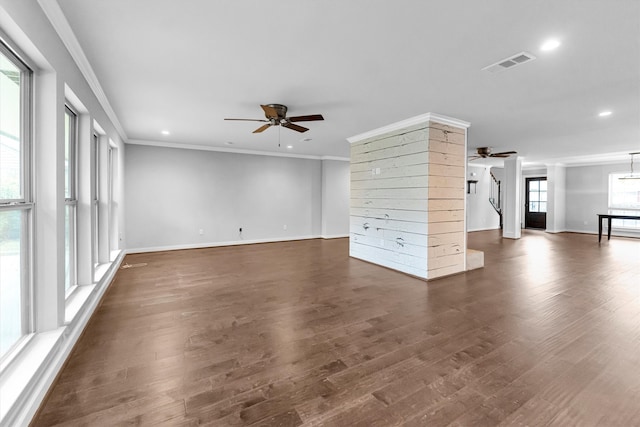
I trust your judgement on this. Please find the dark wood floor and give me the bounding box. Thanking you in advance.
[33,230,640,426]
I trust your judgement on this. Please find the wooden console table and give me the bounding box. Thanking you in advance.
[598,214,640,242]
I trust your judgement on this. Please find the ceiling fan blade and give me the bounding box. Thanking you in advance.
[224,118,269,122]
[490,151,518,157]
[282,122,309,133]
[468,156,482,161]
[260,104,279,118]
[288,114,324,122]
[252,124,272,133]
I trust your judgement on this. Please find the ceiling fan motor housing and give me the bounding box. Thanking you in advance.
[477,147,492,157]
[265,104,288,120]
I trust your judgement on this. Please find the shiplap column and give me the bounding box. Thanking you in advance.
[348,113,470,280]
[503,156,522,239]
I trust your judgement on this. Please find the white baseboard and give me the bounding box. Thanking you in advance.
[544,228,566,234]
[126,234,347,254]
[564,229,640,239]
[563,229,597,235]
[2,252,126,426]
[467,226,501,233]
[320,234,349,239]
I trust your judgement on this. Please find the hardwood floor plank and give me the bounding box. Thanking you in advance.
[31,231,640,426]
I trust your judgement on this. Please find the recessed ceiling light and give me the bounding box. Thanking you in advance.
[225,141,234,145]
[599,111,612,117]
[540,39,560,51]
[161,130,170,135]
[287,145,293,149]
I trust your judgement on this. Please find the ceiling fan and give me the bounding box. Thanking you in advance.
[224,104,324,133]
[469,147,517,161]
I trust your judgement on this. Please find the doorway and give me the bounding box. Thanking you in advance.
[525,177,547,229]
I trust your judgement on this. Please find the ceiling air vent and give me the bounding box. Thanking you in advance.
[482,51,537,73]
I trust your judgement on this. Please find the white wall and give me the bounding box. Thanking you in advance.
[565,162,634,235]
[466,165,500,232]
[125,144,326,251]
[321,160,350,238]
[546,164,566,233]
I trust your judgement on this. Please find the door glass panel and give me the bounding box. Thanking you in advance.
[540,191,547,202]
[529,181,539,191]
[529,191,539,202]
[530,202,538,212]
[540,180,547,191]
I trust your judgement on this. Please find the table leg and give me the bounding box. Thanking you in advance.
[598,217,602,242]
[608,218,612,240]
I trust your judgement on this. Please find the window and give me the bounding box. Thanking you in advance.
[0,41,32,359]
[528,178,547,213]
[64,106,77,293]
[92,133,99,266]
[609,173,640,230]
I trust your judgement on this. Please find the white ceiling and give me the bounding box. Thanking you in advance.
[54,0,639,165]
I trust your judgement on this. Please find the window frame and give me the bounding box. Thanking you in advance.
[92,132,99,267]
[0,38,33,362]
[64,105,78,295]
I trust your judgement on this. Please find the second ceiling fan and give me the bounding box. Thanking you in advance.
[469,147,517,161]
[225,104,324,133]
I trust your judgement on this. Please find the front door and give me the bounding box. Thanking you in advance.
[525,177,547,229]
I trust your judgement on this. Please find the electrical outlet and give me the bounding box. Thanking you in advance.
[199,229,204,235]
[283,224,287,230]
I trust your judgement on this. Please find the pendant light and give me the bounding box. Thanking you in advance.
[619,152,640,180]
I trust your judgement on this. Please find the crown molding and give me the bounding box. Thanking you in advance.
[347,112,470,144]
[38,0,128,142]
[127,139,350,161]
[320,156,350,162]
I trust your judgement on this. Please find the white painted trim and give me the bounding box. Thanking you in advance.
[544,228,566,234]
[467,226,502,232]
[1,252,125,426]
[321,156,350,162]
[127,235,325,254]
[563,229,640,239]
[502,231,520,239]
[127,139,347,161]
[320,234,349,239]
[37,0,128,142]
[347,112,471,144]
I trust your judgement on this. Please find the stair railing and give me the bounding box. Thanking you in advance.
[489,171,503,229]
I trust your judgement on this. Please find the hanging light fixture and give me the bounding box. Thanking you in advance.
[619,152,640,180]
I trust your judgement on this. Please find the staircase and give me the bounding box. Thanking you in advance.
[489,171,503,229]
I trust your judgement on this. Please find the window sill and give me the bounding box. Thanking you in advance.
[64,284,96,325]
[0,328,64,424]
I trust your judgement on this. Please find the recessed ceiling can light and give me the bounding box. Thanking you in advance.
[300,138,312,142]
[599,111,612,117]
[541,39,560,51]
[225,141,234,145]
[161,130,170,135]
